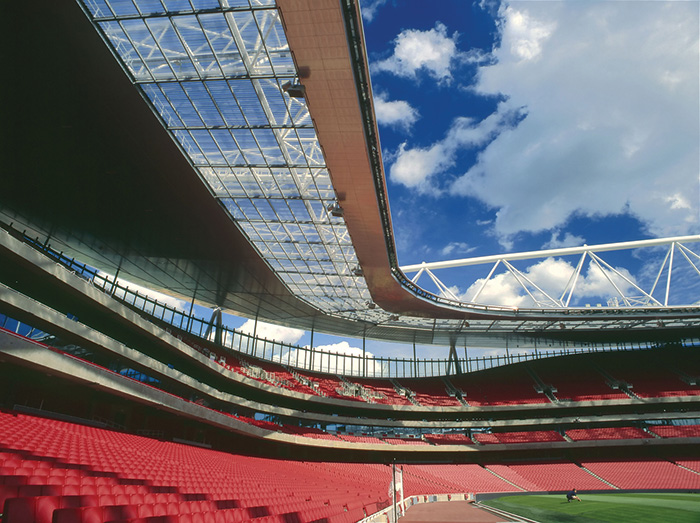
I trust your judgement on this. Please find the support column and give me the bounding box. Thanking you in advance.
[447,341,462,375]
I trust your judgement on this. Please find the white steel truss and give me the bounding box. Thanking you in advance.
[401,236,700,310]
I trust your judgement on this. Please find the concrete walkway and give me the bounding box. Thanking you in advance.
[399,501,515,523]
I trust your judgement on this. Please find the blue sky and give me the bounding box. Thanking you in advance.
[111,1,699,363]
[360,0,699,310]
[236,0,699,361]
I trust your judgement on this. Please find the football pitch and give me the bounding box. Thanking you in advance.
[480,492,700,523]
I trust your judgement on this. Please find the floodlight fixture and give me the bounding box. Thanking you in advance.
[328,201,344,218]
[282,81,306,98]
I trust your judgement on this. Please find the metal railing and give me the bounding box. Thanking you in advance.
[12,238,700,379]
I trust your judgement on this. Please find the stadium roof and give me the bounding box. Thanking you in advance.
[1,0,699,347]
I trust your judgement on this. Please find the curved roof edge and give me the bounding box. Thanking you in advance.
[278,0,700,330]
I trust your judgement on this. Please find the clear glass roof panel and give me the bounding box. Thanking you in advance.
[169,15,217,76]
[230,80,267,125]
[181,82,225,126]
[99,21,150,81]
[222,198,245,221]
[269,199,294,222]
[286,200,311,223]
[233,199,263,221]
[231,129,264,164]
[162,0,194,12]
[121,19,174,80]
[145,17,200,79]
[160,83,203,126]
[229,11,272,76]
[85,0,114,17]
[251,199,278,221]
[213,169,244,196]
[106,0,139,17]
[253,129,284,164]
[191,130,225,164]
[142,84,184,127]
[200,167,226,195]
[191,0,220,9]
[209,129,242,163]
[173,130,205,163]
[206,81,246,126]
[258,79,291,125]
[82,0,411,329]
[134,0,170,15]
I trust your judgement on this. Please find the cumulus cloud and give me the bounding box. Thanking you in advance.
[389,108,525,193]
[373,23,459,83]
[284,341,386,376]
[237,319,305,345]
[542,231,586,250]
[440,242,476,257]
[96,272,188,311]
[500,5,555,61]
[447,1,699,243]
[360,0,389,22]
[373,92,419,132]
[459,257,638,308]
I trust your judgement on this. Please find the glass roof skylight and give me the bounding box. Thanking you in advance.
[76,0,700,343]
[79,0,384,319]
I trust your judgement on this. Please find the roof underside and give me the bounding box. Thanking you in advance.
[0,0,698,347]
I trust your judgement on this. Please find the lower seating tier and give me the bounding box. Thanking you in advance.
[2,411,700,523]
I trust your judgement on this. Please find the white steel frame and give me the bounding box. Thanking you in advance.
[401,236,700,310]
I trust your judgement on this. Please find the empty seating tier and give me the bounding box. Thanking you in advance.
[566,427,651,441]
[650,425,700,438]
[473,431,565,445]
[3,411,700,523]
[450,366,549,406]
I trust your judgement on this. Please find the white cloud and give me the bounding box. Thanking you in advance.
[501,5,555,62]
[447,1,699,243]
[542,231,586,250]
[460,257,637,308]
[237,319,305,345]
[373,92,419,132]
[440,242,476,257]
[389,108,525,194]
[284,341,386,376]
[96,272,188,311]
[390,141,449,194]
[360,0,389,22]
[373,23,458,83]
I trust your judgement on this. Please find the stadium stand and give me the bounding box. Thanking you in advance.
[349,379,414,406]
[566,427,651,441]
[533,358,630,402]
[422,433,474,446]
[307,374,366,402]
[450,366,550,406]
[598,360,700,399]
[484,462,613,492]
[394,379,462,407]
[0,412,387,523]
[579,460,700,490]
[649,425,700,438]
[472,431,566,445]
[382,438,431,446]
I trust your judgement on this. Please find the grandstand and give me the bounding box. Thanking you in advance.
[1,1,700,522]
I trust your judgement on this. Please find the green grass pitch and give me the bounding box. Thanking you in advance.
[481,492,700,523]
